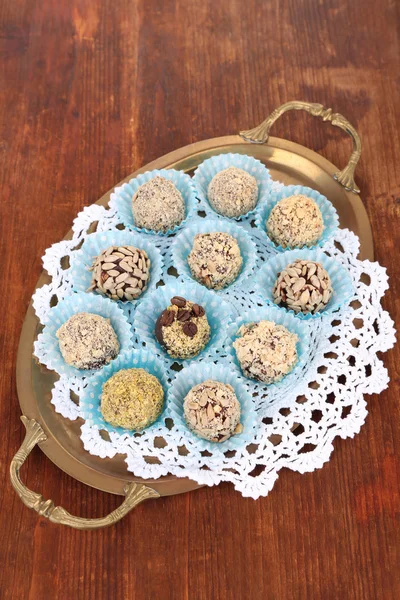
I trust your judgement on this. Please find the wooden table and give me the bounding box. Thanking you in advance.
[0,1,399,598]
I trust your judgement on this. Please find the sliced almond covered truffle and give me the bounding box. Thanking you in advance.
[155,297,210,359]
[101,368,164,430]
[273,259,333,314]
[187,232,243,290]
[183,379,242,442]
[266,194,324,248]
[88,245,151,301]
[132,176,185,232]
[56,312,119,370]
[207,167,258,218]
[233,320,298,384]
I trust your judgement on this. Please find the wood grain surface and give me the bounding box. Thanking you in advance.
[0,1,399,598]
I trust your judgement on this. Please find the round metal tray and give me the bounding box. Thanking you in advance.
[13,103,374,527]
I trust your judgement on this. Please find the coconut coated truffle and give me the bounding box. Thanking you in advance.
[183,380,243,442]
[88,245,151,301]
[266,194,324,248]
[155,296,210,359]
[233,320,298,384]
[132,176,185,232]
[187,232,243,290]
[101,368,164,430]
[207,167,258,218]
[273,259,333,314]
[56,312,119,370]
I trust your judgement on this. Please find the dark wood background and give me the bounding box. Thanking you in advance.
[0,1,399,598]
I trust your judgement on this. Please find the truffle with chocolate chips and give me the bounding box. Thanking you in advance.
[87,245,151,301]
[132,176,185,232]
[207,167,258,218]
[56,312,119,370]
[187,232,243,290]
[233,320,298,384]
[273,259,333,314]
[183,380,243,442]
[155,297,210,359]
[266,194,324,248]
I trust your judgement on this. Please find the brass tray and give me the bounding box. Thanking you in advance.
[11,102,373,529]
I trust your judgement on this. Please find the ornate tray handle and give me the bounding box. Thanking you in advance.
[240,101,361,194]
[10,416,159,529]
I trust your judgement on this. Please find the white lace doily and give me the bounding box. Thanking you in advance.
[33,180,396,499]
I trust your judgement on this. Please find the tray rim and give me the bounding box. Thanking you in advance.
[16,134,374,497]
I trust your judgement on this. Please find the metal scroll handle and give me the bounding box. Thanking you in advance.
[10,416,160,529]
[240,100,361,194]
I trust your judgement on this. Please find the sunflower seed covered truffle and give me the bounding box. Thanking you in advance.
[184,380,243,442]
[101,368,164,430]
[132,176,185,232]
[56,312,119,370]
[88,245,150,301]
[266,194,324,248]
[208,167,258,218]
[233,320,298,384]
[187,232,243,290]
[273,259,333,314]
[155,297,210,359]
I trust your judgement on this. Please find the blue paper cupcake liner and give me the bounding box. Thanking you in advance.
[224,305,310,390]
[109,168,197,236]
[168,361,259,452]
[192,153,272,220]
[79,350,169,436]
[132,281,235,365]
[255,184,339,252]
[68,229,163,306]
[254,248,355,320]
[171,217,258,291]
[34,292,133,379]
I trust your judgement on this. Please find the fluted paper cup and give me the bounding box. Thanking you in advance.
[193,153,272,220]
[254,248,354,320]
[69,229,163,306]
[80,350,169,436]
[224,305,310,390]
[34,292,133,379]
[168,361,258,451]
[109,168,197,236]
[255,184,339,252]
[133,281,235,365]
[171,217,258,291]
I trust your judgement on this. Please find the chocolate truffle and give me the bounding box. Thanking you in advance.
[266,194,324,248]
[155,297,210,359]
[187,232,243,290]
[88,245,151,301]
[101,368,164,430]
[132,176,185,232]
[184,380,243,442]
[273,259,333,314]
[207,167,258,218]
[233,320,298,384]
[56,312,119,370]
